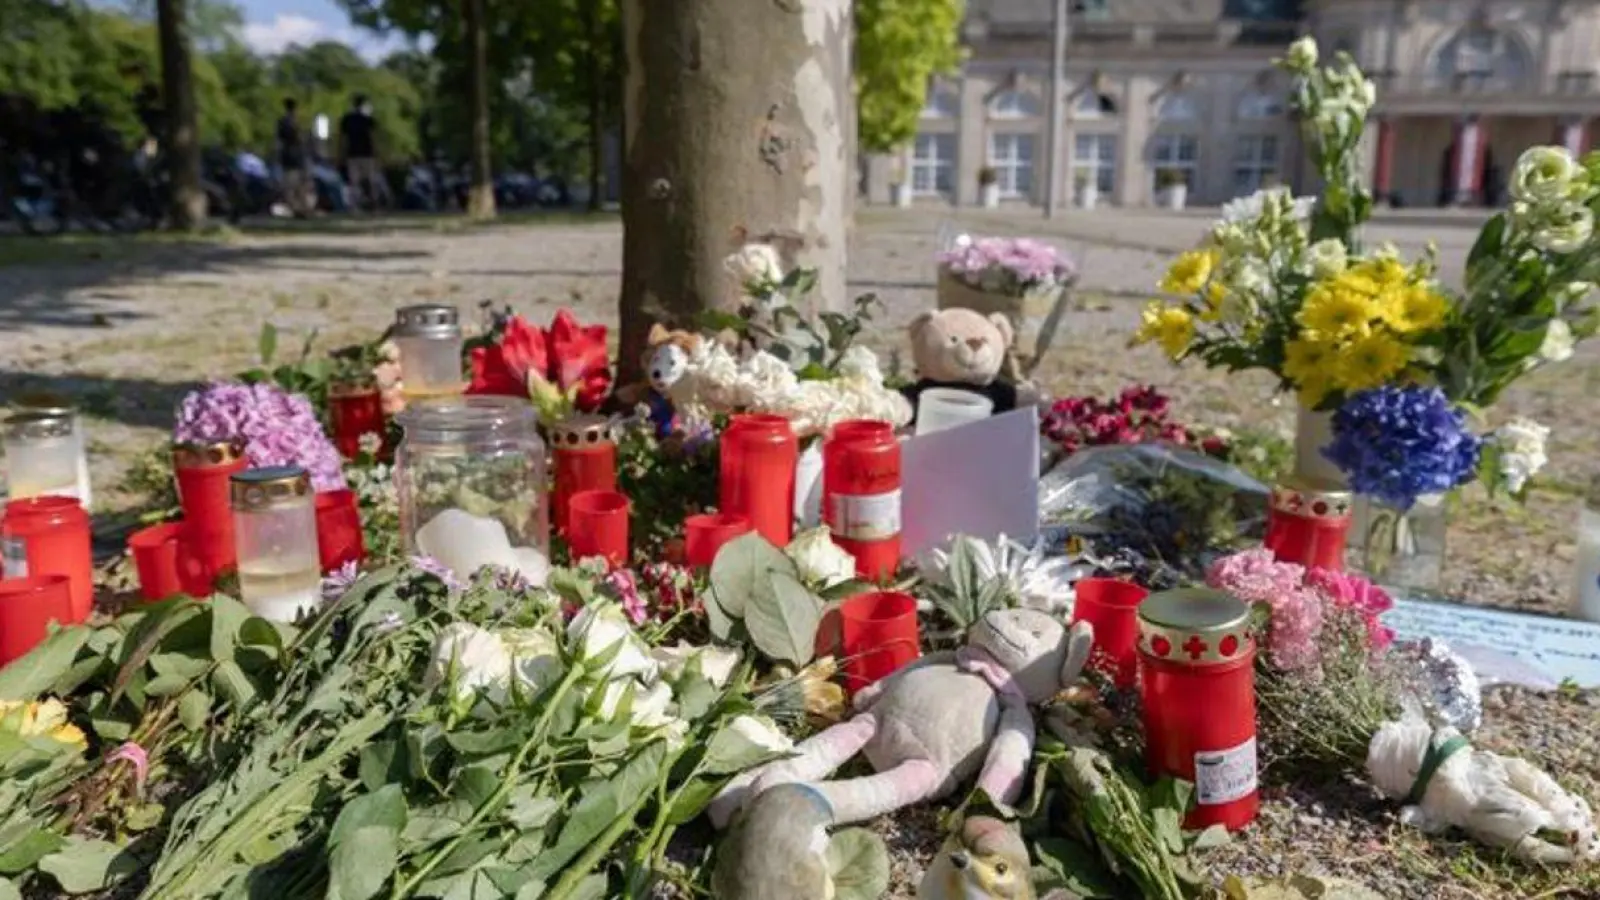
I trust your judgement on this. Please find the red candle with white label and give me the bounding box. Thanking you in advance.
[822,420,901,581]
[1263,479,1352,572]
[1138,587,1258,831]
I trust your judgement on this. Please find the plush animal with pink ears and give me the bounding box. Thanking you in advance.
[710,608,1095,828]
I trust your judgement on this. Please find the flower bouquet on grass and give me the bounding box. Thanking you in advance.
[1135,36,1599,494]
[937,234,1077,379]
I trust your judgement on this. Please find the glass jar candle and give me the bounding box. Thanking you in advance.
[396,396,550,585]
[231,466,321,623]
[3,408,91,509]
[1572,475,1600,623]
[393,304,465,401]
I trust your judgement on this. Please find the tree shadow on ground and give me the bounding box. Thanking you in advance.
[0,369,198,431]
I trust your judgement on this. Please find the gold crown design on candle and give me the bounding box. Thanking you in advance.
[229,466,312,511]
[1269,478,1353,520]
[1138,588,1255,665]
[172,440,246,469]
[329,381,380,398]
[548,415,615,449]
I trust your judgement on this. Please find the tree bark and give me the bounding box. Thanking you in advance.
[463,0,496,219]
[617,0,854,385]
[156,0,205,229]
[585,0,604,212]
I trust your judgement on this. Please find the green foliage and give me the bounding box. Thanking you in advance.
[855,0,965,153]
[614,421,720,557]
[707,533,824,666]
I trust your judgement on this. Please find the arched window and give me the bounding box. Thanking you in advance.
[1155,92,1200,121]
[990,90,1042,119]
[1237,91,1284,119]
[921,86,960,119]
[1429,26,1532,87]
[1073,91,1117,119]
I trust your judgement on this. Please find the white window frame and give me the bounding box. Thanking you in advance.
[988,132,1036,198]
[1231,134,1280,196]
[1073,91,1116,120]
[1151,133,1200,191]
[1072,133,1117,197]
[1237,91,1284,120]
[990,90,1041,119]
[921,88,959,120]
[910,133,956,197]
[1155,92,1200,122]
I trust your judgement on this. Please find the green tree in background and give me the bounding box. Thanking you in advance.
[855,0,966,153]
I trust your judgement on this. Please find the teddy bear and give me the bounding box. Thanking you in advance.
[903,308,1022,427]
[616,324,702,437]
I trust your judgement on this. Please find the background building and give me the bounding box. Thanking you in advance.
[862,0,1600,209]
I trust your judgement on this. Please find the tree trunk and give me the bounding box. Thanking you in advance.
[585,0,604,212]
[156,0,205,229]
[617,0,854,384]
[463,0,496,219]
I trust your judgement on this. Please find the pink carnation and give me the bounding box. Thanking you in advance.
[1305,568,1395,651]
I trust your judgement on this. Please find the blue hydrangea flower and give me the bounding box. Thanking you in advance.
[1324,386,1482,510]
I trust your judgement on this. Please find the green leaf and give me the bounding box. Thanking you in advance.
[708,532,795,618]
[0,626,90,700]
[505,793,559,831]
[743,572,822,666]
[826,828,889,900]
[666,778,721,825]
[0,827,66,874]
[674,670,719,723]
[177,690,211,731]
[328,826,397,900]
[452,766,501,814]
[529,742,667,881]
[1188,824,1231,852]
[562,874,610,900]
[258,322,279,366]
[330,785,408,848]
[701,722,792,776]
[143,674,189,698]
[360,741,404,793]
[39,839,136,894]
[1031,837,1121,897]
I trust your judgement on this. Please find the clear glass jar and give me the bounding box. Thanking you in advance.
[1572,476,1600,622]
[396,396,550,585]
[393,304,465,400]
[231,466,320,622]
[1357,493,1448,595]
[3,409,90,509]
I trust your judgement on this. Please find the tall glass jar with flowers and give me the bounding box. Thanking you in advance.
[936,235,1077,381]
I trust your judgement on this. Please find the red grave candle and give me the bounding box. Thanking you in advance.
[568,489,630,568]
[1138,588,1259,831]
[0,575,74,664]
[549,416,618,537]
[0,496,93,623]
[173,441,247,592]
[129,522,186,601]
[684,513,751,569]
[315,489,367,574]
[838,590,920,694]
[822,420,901,581]
[329,384,386,460]
[1263,479,1352,572]
[1070,577,1150,689]
[720,415,797,547]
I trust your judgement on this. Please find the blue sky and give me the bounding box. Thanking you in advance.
[234,0,414,60]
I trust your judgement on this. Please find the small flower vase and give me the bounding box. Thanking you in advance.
[1357,493,1448,594]
[1293,405,1349,489]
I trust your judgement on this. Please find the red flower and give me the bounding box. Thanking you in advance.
[547,310,612,412]
[469,315,549,396]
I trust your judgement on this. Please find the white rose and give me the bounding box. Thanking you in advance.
[1539,318,1576,363]
[650,642,743,688]
[567,604,659,682]
[1533,203,1595,254]
[739,351,802,409]
[1285,36,1318,71]
[836,345,885,383]
[501,627,563,695]
[726,714,794,755]
[428,623,512,697]
[1306,238,1348,278]
[785,526,857,589]
[724,243,785,292]
[1510,146,1583,205]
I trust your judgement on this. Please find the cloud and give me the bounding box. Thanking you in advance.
[241,13,412,61]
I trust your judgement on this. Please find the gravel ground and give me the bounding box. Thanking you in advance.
[1,209,1595,899]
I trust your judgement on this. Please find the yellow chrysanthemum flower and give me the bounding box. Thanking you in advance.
[1282,335,1336,382]
[1334,331,1409,391]
[1386,284,1450,334]
[1134,303,1195,359]
[1349,257,1408,289]
[1299,284,1378,337]
[1160,249,1217,296]
[1200,282,1228,322]
[1295,372,1333,409]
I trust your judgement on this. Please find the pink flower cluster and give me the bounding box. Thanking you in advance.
[938,236,1076,294]
[1042,385,1229,458]
[602,562,700,626]
[174,381,347,492]
[1205,548,1394,671]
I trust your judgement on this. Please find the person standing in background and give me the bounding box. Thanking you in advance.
[277,97,312,216]
[340,95,386,211]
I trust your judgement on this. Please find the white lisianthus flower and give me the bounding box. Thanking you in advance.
[1494,417,1550,495]
[631,679,679,728]
[429,623,513,697]
[650,642,742,688]
[739,350,803,408]
[1510,146,1584,205]
[726,714,794,755]
[1556,281,1597,309]
[724,243,785,293]
[1358,77,1377,109]
[501,627,563,695]
[1228,257,1271,298]
[1307,238,1348,277]
[567,604,659,682]
[835,345,884,382]
[1538,318,1576,363]
[1284,35,1318,71]
[786,526,857,589]
[1533,203,1595,254]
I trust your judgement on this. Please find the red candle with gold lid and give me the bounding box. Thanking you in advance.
[173,440,247,593]
[1138,587,1259,831]
[1263,478,1352,572]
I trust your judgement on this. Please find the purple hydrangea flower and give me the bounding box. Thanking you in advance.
[1324,386,1482,510]
[173,382,346,492]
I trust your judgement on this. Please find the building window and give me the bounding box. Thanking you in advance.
[1237,91,1283,119]
[1079,0,1111,19]
[911,133,956,196]
[1073,90,1117,119]
[1430,26,1532,89]
[1151,133,1199,190]
[989,133,1036,197]
[1232,135,1279,195]
[990,90,1041,119]
[1073,133,1117,197]
[1155,92,1200,121]
[921,87,960,119]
